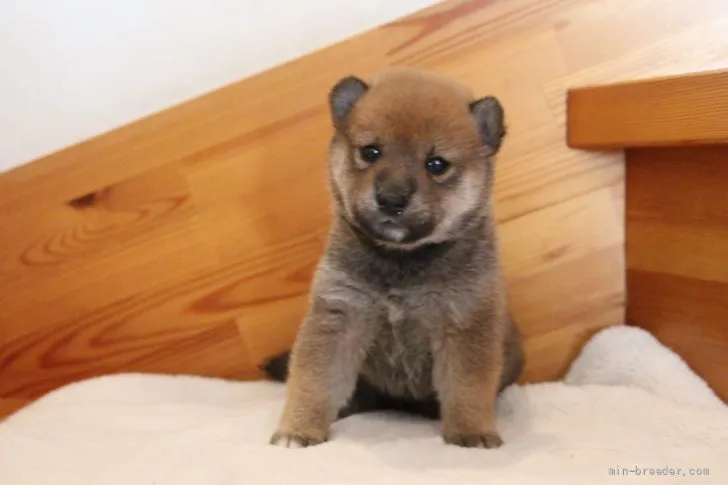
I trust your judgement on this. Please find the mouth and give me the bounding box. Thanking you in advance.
[374,218,409,243]
[353,211,434,246]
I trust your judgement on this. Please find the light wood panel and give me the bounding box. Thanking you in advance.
[567,69,728,149]
[626,147,728,401]
[3,0,728,419]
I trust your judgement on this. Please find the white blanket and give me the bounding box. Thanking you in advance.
[1,326,727,485]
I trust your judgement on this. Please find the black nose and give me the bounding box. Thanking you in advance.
[376,192,409,216]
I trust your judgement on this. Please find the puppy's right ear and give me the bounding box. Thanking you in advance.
[329,76,369,129]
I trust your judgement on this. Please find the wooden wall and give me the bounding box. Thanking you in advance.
[627,147,728,402]
[568,64,728,401]
[3,0,728,416]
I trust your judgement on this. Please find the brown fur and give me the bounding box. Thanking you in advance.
[268,67,523,449]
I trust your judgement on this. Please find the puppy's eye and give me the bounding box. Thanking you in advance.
[359,145,382,163]
[425,156,451,176]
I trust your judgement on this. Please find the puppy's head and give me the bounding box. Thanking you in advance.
[327,67,505,249]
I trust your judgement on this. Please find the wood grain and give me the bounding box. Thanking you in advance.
[567,68,728,149]
[626,147,728,401]
[0,398,30,421]
[3,0,728,414]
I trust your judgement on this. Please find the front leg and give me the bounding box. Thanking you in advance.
[432,309,506,449]
[270,295,376,448]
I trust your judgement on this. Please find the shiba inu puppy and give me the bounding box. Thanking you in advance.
[263,67,523,449]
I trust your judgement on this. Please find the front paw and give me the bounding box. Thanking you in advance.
[269,430,328,448]
[443,431,503,449]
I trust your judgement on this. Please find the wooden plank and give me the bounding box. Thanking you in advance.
[628,270,728,402]
[626,147,728,401]
[567,69,728,149]
[0,398,29,420]
[7,0,728,403]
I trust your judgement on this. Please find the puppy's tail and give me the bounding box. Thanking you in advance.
[260,351,291,382]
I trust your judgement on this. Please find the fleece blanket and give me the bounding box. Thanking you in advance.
[1,326,727,485]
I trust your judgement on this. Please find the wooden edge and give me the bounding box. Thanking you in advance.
[0,398,30,420]
[566,68,728,150]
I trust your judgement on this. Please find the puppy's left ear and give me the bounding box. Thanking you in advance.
[469,96,506,154]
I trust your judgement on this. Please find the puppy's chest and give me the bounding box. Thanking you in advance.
[367,287,465,350]
[359,293,442,397]
[378,289,452,334]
